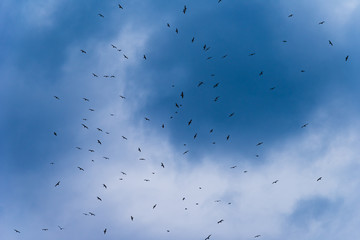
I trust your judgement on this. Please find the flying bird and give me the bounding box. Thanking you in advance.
[319,21,325,24]
[229,112,235,117]
[58,226,64,230]
[167,23,170,27]
[254,235,261,238]
[145,117,150,121]
[54,96,60,100]
[55,181,60,187]
[345,55,349,61]
[89,212,95,216]
[97,139,102,144]
[92,73,98,77]
[123,54,128,59]
[118,4,123,9]
[205,234,212,240]
[98,13,104,18]
[97,196,102,201]
[89,108,95,111]
[329,40,333,46]
[317,177,322,181]
[230,166,237,169]
[192,37,195,42]
[120,95,126,99]
[183,150,189,155]
[188,119,192,125]
[143,54,147,60]
[122,136,127,140]
[83,98,89,101]
[131,216,134,221]
[14,229,20,233]
[183,5,187,14]
[214,96,220,102]
[81,124,88,129]
[80,49,87,54]
[161,162,165,168]
[301,123,309,128]
[226,135,230,140]
[213,82,219,88]
[288,14,293,17]
[181,91,184,98]
[272,180,279,184]
[104,228,107,234]
[77,167,84,171]
[198,81,204,87]
[256,142,263,146]
[103,184,107,189]
[217,219,224,224]
[270,87,276,91]
[176,28,179,34]
[194,133,197,139]
[42,229,48,231]
[88,149,95,152]
[153,204,157,209]
[53,132,57,136]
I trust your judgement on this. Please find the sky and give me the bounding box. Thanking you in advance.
[1,0,360,239]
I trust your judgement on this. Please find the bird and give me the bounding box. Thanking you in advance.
[89,212,95,216]
[222,54,228,58]
[194,133,197,139]
[329,40,333,46]
[97,128,103,132]
[98,13,104,18]
[217,219,224,224]
[88,149,95,152]
[317,177,322,181]
[162,124,165,128]
[301,123,309,128]
[175,28,179,34]
[104,228,107,234]
[138,147,141,152]
[205,234,212,240]
[161,162,165,168]
[345,55,349,61]
[53,132,57,136]
[118,4,123,9]
[143,54,147,60]
[97,139,102,144]
[122,136,128,140]
[319,21,325,24]
[131,216,134,221]
[214,96,220,102]
[14,229,20,233]
[226,135,230,140]
[288,14,293,17]
[213,82,219,88]
[121,171,127,175]
[181,91,184,98]
[167,23,170,27]
[230,166,237,169]
[119,95,126,99]
[111,44,117,48]
[270,87,276,91]
[153,204,157,209]
[183,150,189,154]
[210,129,213,133]
[103,157,109,160]
[92,73,98,77]
[83,98,89,101]
[123,54,128,59]
[256,142,263,146]
[229,112,235,117]
[145,117,150,121]
[103,184,107,189]
[272,180,279,184]
[144,179,150,182]
[58,226,64,230]
[55,181,60,187]
[249,53,256,56]
[54,96,60,100]
[76,147,81,150]
[192,37,195,42]
[259,71,263,76]
[207,56,213,60]
[198,81,204,87]
[183,5,187,14]
[97,196,102,201]
[89,108,95,111]
[81,124,88,129]
[188,119,192,125]
[42,229,48,231]
[78,167,84,171]
[254,235,261,238]
[80,49,87,54]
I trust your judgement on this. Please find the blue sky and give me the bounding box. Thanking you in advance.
[1,0,360,239]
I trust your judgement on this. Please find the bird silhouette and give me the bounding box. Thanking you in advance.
[319,21,325,24]
[55,181,60,187]
[317,177,322,181]
[14,229,20,233]
[104,228,107,234]
[329,40,333,46]
[118,4,123,9]
[98,13,104,18]
[183,5,187,14]
[217,219,224,224]
[80,49,87,54]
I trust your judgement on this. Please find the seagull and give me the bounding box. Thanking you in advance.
[89,108,95,111]
[123,54,128,59]
[80,49,87,54]
[143,54,147,60]
[131,216,134,221]
[167,23,170,27]
[259,71,263,76]
[144,179,150,182]
[121,171,127,175]
[288,14,293,17]
[55,181,60,187]
[89,212,95,216]
[176,28,179,34]
[76,147,81,150]
[145,117,150,121]
[120,95,126,99]
[53,132,57,136]
[122,136,128,140]
[194,133,198,139]
[192,37,195,42]
[230,166,237,169]
[183,5,187,14]
[222,54,228,58]
[42,229,48,231]
[210,129,213,133]
[226,135,230,140]
[83,98,89,101]
[213,83,219,88]
[181,91,184,98]
[103,157,109,160]
[198,81,204,87]
[183,150,189,154]
[97,128,103,132]
[88,149,95,152]
[111,44,117,48]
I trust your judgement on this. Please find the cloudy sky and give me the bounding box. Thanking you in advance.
[1,0,360,239]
